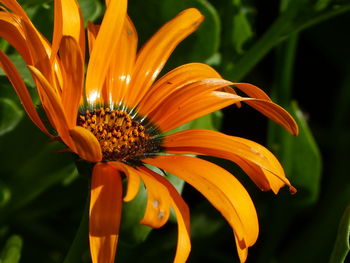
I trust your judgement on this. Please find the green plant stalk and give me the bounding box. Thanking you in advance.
[329,205,350,263]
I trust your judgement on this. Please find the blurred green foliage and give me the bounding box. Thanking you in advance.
[0,0,349,262]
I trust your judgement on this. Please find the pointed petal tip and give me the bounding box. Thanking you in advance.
[289,185,297,194]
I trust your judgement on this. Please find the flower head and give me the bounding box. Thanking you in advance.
[0,0,298,262]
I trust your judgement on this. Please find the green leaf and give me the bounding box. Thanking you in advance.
[18,0,51,6]
[330,205,350,263]
[119,181,151,245]
[77,0,103,25]
[268,102,322,206]
[314,0,332,11]
[0,54,34,87]
[0,181,11,208]
[231,0,254,54]
[0,235,23,263]
[0,98,23,136]
[225,1,350,81]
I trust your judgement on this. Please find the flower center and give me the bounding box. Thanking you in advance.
[77,107,162,162]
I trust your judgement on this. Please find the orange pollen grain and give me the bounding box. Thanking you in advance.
[77,108,153,161]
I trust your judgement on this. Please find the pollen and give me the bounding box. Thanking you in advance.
[77,107,161,162]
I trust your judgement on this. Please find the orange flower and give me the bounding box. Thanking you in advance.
[0,0,298,262]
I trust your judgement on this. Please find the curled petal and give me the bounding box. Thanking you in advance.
[0,12,31,64]
[139,170,171,228]
[143,155,259,262]
[108,162,141,202]
[139,166,191,263]
[69,126,102,162]
[165,129,296,194]
[151,90,298,135]
[90,163,122,263]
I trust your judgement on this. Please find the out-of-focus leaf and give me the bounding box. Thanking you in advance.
[120,181,151,245]
[231,0,254,54]
[314,0,332,11]
[0,54,34,87]
[0,181,11,208]
[205,52,222,66]
[269,102,322,206]
[18,0,51,7]
[0,98,23,136]
[225,1,350,81]
[330,205,350,263]
[62,200,89,263]
[190,111,223,131]
[0,235,22,263]
[77,0,103,25]
[4,164,76,215]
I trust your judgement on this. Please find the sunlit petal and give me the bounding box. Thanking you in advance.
[108,161,141,202]
[85,0,127,106]
[165,129,296,194]
[144,155,259,259]
[59,36,84,127]
[138,63,223,115]
[90,163,122,263]
[126,8,204,108]
[139,166,191,263]
[69,126,102,162]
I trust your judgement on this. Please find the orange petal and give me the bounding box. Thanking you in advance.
[87,22,100,55]
[0,12,31,64]
[90,163,122,263]
[139,166,191,263]
[125,8,204,108]
[51,0,85,62]
[164,129,295,194]
[0,0,30,20]
[0,6,56,67]
[108,162,141,202]
[21,19,54,86]
[0,50,50,136]
[69,126,102,162]
[232,83,272,101]
[143,155,259,254]
[138,169,171,228]
[85,0,127,106]
[137,63,223,115]
[107,16,138,106]
[148,80,234,132]
[59,36,84,127]
[28,66,75,150]
[150,89,298,135]
[244,99,299,135]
